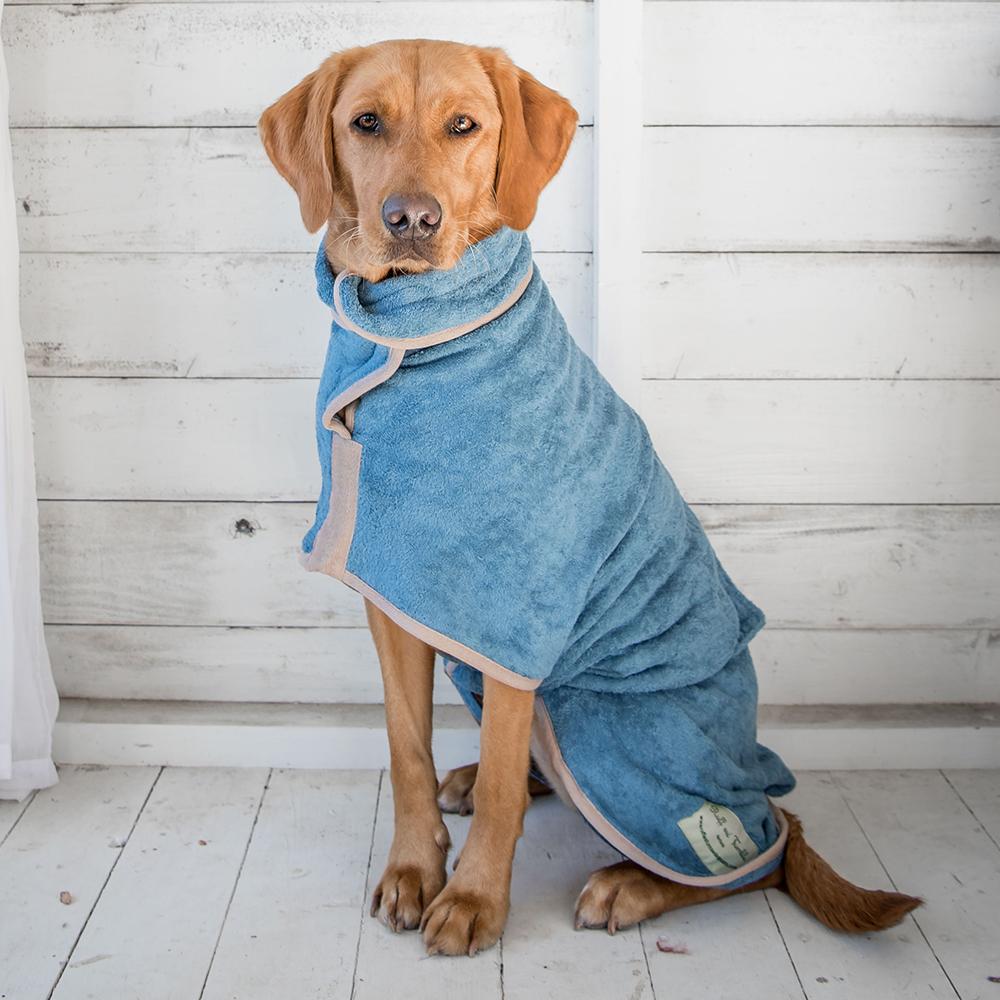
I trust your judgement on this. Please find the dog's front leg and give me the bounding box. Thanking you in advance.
[366,600,450,931]
[421,674,534,956]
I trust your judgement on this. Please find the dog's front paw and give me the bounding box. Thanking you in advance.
[371,856,447,932]
[420,881,508,957]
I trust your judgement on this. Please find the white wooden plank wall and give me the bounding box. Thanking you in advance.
[5,1,999,718]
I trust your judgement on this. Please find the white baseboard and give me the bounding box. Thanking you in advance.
[52,699,1000,771]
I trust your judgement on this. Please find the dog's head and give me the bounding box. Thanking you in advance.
[259,39,578,281]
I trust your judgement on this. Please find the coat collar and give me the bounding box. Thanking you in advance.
[315,226,534,348]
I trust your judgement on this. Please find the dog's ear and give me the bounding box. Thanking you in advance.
[259,53,353,233]
[479,49,578,231]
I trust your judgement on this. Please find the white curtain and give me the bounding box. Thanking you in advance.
[0,12,59,800]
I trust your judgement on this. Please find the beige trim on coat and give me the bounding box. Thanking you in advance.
[321,348,405,431]
[331,264,534,349]
[344,572,541,691]
[302,271,541,693]
[531,700,790,887]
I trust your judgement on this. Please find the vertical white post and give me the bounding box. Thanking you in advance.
[593,0,644,414]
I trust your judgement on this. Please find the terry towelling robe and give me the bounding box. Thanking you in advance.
[302,226,796,887]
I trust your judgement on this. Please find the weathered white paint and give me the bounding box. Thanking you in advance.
[19,252,592,377]
[0,766,161,1000]
[9,766,1000,1000]
[761,705,1000,770]
[9,3,1000,128]
[38,501,1000,630]
[762,772,957,1000]
[943,768,1000,843]
[2,2,592,127]
[49,767,266,1000]
[21,250,995,380]
[43,624,462,705]
[832,769,1000,1000]
[6,0,999,735]
[641,253,1000,379]
[643,2,1000,125]
[0,792,32,841]
[201,770,380,1000]
[643,126,1000,251]
[752,629,1000,706]
[50,700,1000,770]
[38,500,361,627]
[644,379,1000,503]
[52,700,482,770]
[592,0,643,411]
[495,794,654,1000]
[43,625,1000,706]
[28,377,1000,502]
[16,126,1000,254]
[11,126,593,253]
[644,890,802,998]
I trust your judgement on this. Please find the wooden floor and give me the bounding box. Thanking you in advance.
[1,768,998,1000]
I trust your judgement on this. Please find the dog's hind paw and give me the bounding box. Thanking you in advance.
[574,862,671,934]
[437,763,478,815]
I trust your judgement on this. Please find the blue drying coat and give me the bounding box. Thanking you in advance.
[302,226,795,887]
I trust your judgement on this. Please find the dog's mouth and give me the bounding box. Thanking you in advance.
[383,241,439,267]
[329,222,472,281]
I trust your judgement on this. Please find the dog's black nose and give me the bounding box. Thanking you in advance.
[381,193,442,239]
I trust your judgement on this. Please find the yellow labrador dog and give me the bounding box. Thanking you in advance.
[260,38,920,957]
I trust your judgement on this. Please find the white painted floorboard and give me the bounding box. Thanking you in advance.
[2,767,998,1000]
[762,774,954,1000]
[201,769,380,1000]
[48,767,267,1000]
[0,766,160,1000]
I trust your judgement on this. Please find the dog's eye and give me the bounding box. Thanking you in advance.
[352,113,381,134]
[449,115,479,135]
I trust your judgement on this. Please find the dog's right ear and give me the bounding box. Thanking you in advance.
[258,53,352,233]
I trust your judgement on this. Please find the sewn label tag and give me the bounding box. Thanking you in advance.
[677,801,760,875]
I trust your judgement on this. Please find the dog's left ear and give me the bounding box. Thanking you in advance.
[479,49,578,231]
[259,51,355,233]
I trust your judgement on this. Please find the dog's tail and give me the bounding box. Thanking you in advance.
[779,809,922,933]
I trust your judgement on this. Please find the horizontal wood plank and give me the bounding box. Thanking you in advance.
[39,500,363,627]
[45,624,462,705]
[15,127,1000,253]
[12,126,592,252]
[642,127,1000,251]
[38,501,1000,629]
[50,700,1000,770]
[641,252,1000,379]
[29,377,1000,502]
[3,2,592,127]
[20,252,592,377]
[8,3,999,128]
[44,624,1000,706]
[643,2,1000,125]
[4,0,573,4]
[643,379,1000,503]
